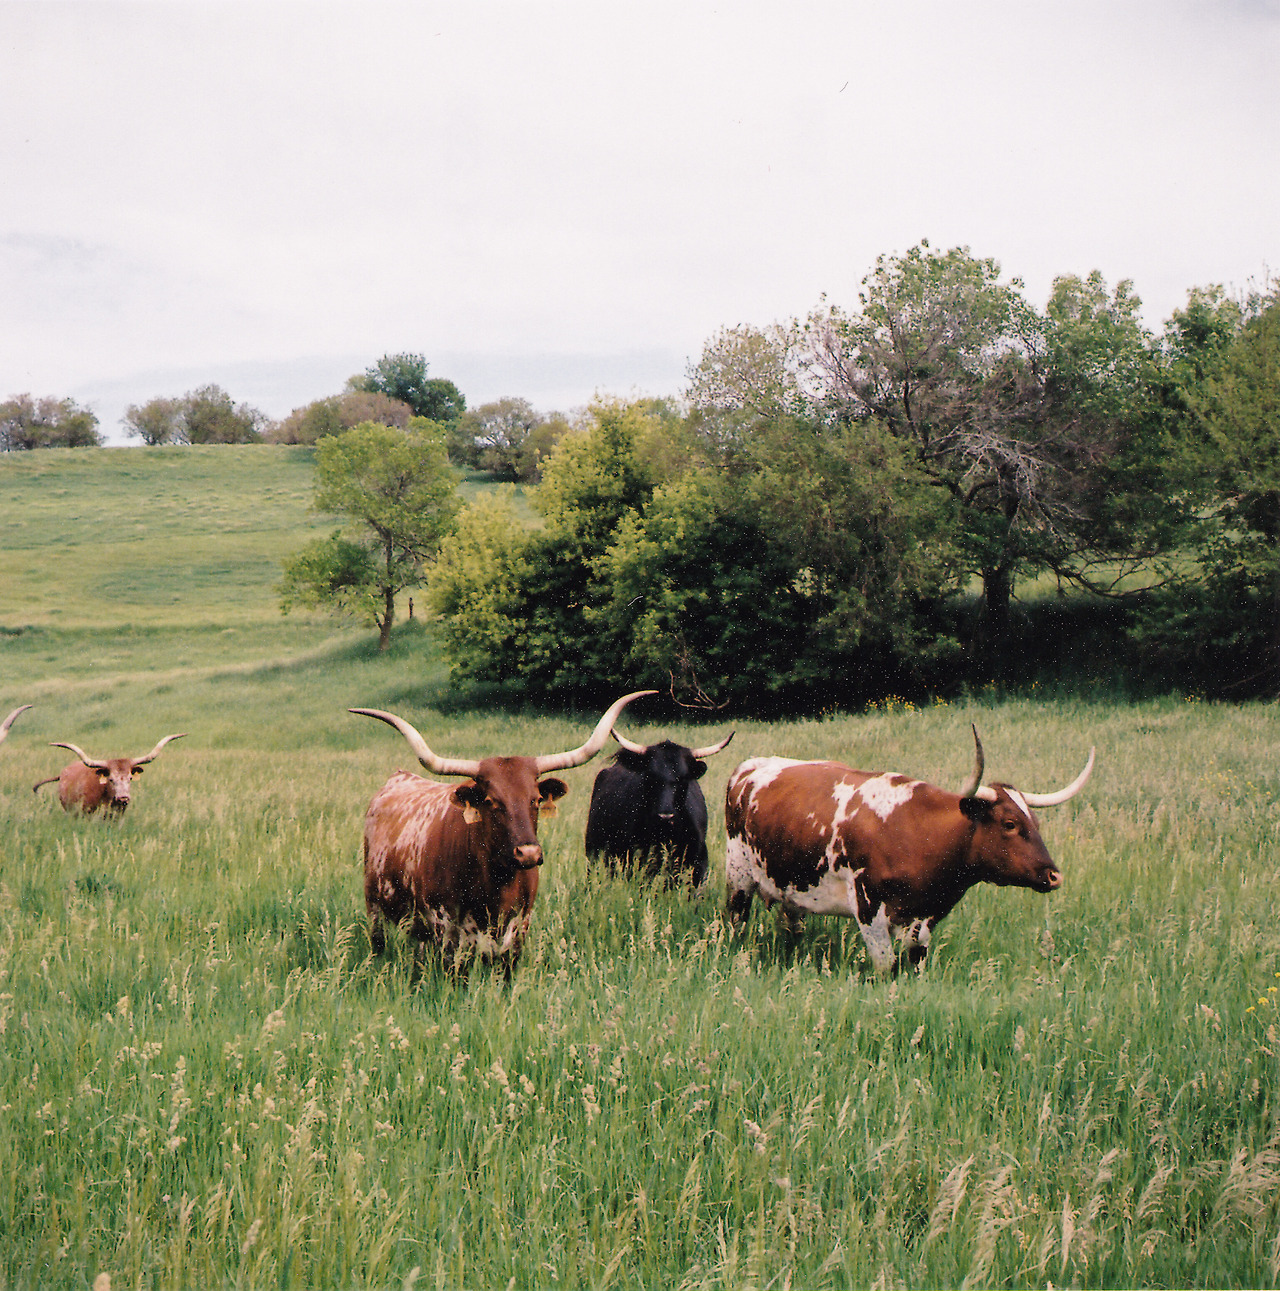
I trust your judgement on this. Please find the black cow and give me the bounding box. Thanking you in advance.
[585,729,734,886]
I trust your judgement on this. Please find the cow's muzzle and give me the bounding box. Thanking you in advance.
[1044,869,1063,890]
[513,845,544,870]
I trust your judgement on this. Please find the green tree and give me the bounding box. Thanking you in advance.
[121,396,183,445]
[1192,288,1280,682]
[350,353,466,424]
[428,400,665,702]
[795,244,1171,670]
[0,394,101,449]
[180,385,266,444]
[457,397,550,481]
[281,420,460,650]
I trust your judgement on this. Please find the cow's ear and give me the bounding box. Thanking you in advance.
[690,759,709,780]
[452,781,483,825]
[538,777,568,802]
[959,796,992,822]
[131,766,144,777]
[537,778,568,817]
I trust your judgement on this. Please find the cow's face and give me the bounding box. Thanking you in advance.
[452,757,569,870]
[616,741,705,823]
[960,786,1063,892]
[97,759,142,810]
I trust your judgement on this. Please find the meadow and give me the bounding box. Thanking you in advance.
[2,446,1279,1289]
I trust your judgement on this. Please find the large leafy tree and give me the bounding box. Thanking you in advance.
[350,353,466,424]
[428,400,666,702]
[1,394,101,449]
[280,420,460,650]
[1188,288,1280,683]
[794,245,1173,667]
[454,397,571,482]
[430,397,957,711]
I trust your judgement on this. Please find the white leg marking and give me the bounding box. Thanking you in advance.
[858,902,895,973]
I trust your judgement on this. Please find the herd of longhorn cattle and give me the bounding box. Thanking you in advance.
[4,693,1094,977]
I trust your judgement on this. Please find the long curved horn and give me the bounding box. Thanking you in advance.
[612,728,649,755]
[1,705,32,742]
[689,731,735,760]
[534,691,658,773]
[50,741,110,770]
[132,733,187,766]
[1020,748,1095,807]
[349,709,482,777]
[957,724,985,798]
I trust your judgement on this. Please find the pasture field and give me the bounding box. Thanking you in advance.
[2,447,1280,1289]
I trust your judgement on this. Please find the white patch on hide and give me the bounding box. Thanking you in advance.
[856,774,918,822]
[731,757,808,808]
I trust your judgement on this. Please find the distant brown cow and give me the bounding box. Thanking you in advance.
[351,690,654,973]
[33,734,187,814]
[725,727,1094,974]
[1,706,32,745]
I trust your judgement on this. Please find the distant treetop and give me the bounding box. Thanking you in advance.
[1,394,101,450]
[348,353,466,424]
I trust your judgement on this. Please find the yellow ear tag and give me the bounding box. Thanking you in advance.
[539,799,559,819]
[461,803,482,825]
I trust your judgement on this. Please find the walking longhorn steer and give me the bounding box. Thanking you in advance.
[351,690,655,973]
[33,734,188,814]
[724,727,1094,974]
[585,729,734,886]
[1,706,32,745]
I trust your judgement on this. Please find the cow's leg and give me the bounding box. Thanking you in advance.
[726,885,754,925]
[691,842,709,891]
[776,905,806,936]
[899,917,933,970]
[725,837,758,926]
[367,909,386,955]
[855,901,895,975]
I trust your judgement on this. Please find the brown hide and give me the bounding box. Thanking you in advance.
[51,759,144,814]
[33,734,187,815]
[353,691,651,972]
[725,752,1087,974]
[362,762,566,968]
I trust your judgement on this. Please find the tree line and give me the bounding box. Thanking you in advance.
[9,242,1279,709]
[424,244,1278,709]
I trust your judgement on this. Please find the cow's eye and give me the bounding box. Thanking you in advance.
[1002,818,1018,832]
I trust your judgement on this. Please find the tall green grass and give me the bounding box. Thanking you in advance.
[2,448,1279,1288]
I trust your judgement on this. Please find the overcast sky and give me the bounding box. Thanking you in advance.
[3,0,1277,443]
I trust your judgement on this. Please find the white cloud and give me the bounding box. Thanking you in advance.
[3,0,1277,421]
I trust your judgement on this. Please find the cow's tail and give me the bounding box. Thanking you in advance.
[32,776,59,794]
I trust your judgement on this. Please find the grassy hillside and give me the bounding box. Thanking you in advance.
[2,447,1279,1288]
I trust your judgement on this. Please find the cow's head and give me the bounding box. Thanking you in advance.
[956,726,1094,892]
[451,760,569,870]
[610,731,734,823]
[351,691,655,869]
[51,734,187,811]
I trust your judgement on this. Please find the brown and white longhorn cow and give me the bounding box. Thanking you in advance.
[351,690,654,972]
[1,706,32,745]
[33,734,187,814]
[724,728,1094,974]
